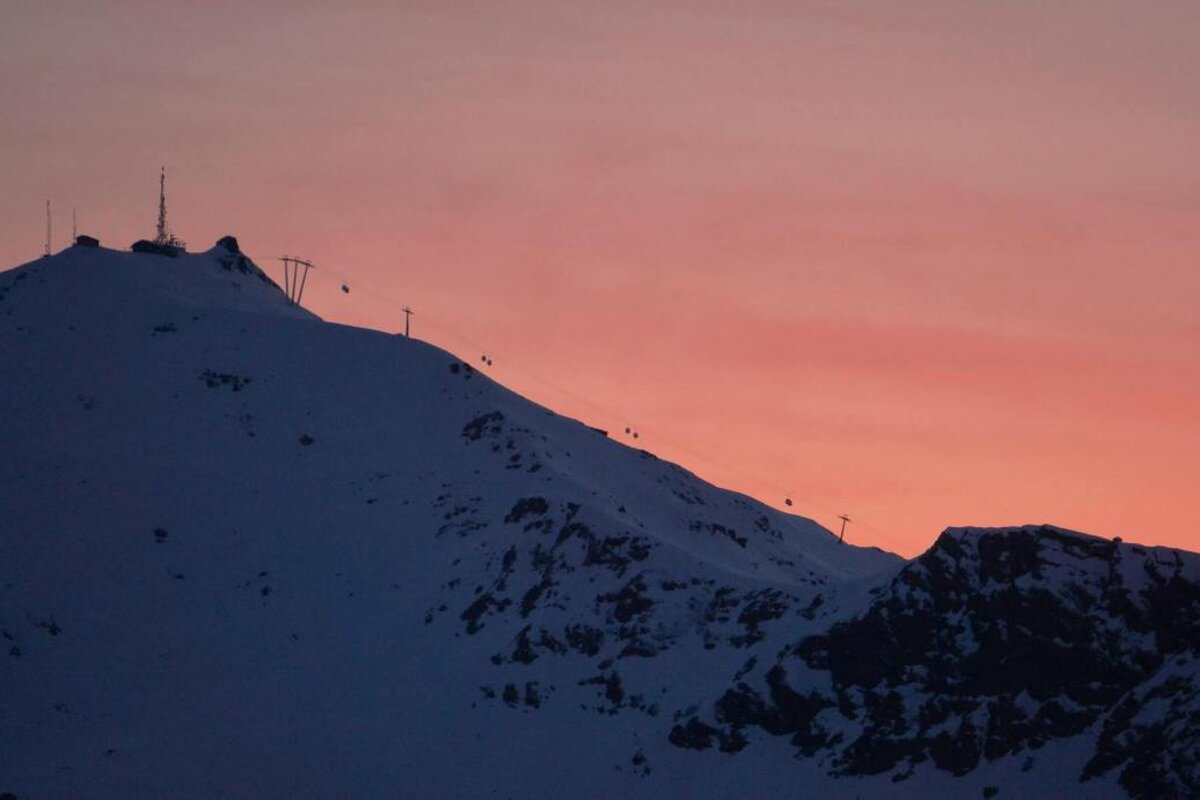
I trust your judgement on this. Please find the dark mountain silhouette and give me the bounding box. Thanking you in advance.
[1,242,1194,798]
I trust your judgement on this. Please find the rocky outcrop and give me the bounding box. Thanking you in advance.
[685,526,1200,796]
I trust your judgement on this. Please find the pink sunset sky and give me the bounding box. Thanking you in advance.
[2,1,1197,557]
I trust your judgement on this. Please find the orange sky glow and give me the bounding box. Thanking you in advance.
[2,1,1197,557]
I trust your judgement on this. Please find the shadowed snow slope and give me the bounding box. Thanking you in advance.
[1,243,1194,798]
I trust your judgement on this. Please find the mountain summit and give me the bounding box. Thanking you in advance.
[1,242,1195,798]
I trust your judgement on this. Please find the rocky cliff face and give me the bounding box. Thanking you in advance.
[686,525,1200,797]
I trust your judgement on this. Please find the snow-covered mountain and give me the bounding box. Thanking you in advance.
[1,240,1195,798]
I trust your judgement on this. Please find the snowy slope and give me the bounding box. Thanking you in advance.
[0,240,1191,798]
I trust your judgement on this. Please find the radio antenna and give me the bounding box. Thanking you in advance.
[155,166,169,245]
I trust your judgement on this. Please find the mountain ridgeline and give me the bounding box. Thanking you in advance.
[0,241,1196,798]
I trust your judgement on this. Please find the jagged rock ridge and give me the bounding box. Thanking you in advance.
[687,525,1200,798]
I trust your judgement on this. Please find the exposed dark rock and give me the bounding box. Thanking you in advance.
[597,575,654,624]
[519,575,552,617]
[731,590,790,647]
[199,369,251,391]
[565,624,604,657]
[460,592,511,634]
[669,717,722,750]
[505,497,549,524]
[689,520,747,548]
[1083,657,1200,798]
[462,411,504,441]
[698,525,1200,791]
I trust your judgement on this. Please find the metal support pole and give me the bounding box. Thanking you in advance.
[296,260,313,307]
[279,257,290,301]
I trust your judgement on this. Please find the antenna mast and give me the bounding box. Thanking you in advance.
[44,200,51,256]
[155,166,169,245]
[150,167,186,250]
